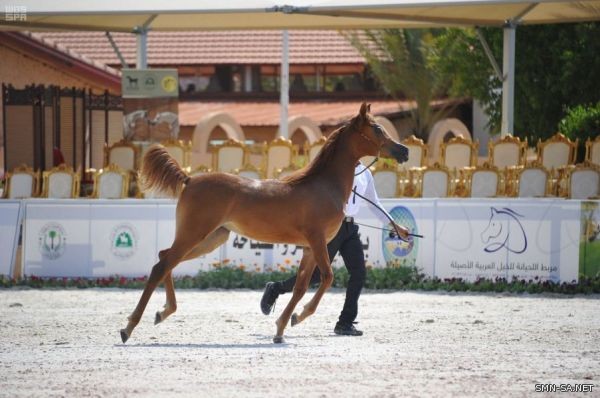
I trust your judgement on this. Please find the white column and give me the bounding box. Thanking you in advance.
[316,66,321,92]
[244,65,252,92]
[136,29,148,69]
[501,25,516,137]
[279,30,289,139]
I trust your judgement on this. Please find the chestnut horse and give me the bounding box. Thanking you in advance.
[120,103,408,344]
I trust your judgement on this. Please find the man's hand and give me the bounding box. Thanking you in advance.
[389,222,410,240]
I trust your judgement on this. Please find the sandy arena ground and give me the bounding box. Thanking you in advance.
[0,288,599,397]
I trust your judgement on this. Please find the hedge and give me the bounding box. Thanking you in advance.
[2,266,599,294]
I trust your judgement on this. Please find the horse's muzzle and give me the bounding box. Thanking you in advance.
[390,143,409,164]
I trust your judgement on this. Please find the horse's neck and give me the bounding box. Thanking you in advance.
[319,136,360,200]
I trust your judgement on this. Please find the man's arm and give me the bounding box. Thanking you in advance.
[363,170,410,239]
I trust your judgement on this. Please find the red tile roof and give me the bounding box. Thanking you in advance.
[35,31,366,66]
[178,100,415,127]
[23,32,121,77]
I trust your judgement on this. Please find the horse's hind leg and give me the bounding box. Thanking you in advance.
[274,247,317,343]
[120,231,209,343]
[155,227,230,325]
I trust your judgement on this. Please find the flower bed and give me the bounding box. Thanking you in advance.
[1,266,599,294]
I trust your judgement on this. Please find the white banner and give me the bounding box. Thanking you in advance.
[433,199,580,283]
[0,200,23,277]
[20,198,583,282]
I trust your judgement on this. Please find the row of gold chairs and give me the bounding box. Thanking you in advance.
[2,163,129,199]
[370,161,599,199]
[396,132,596,171]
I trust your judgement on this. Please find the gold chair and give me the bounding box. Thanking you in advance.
[266,136,295,179]
[161,139,191,168]
[3,164,39,199]
[304,136,328,164]
[418,163,451,198]
[214,138,246,173]
[400,135,428,169]
[511,162,551,198]
[562,165,599,199]
[440,135,479,169]
[105,140,139,172]
[234,164,264,180]
[537,133,578,195]
[537,133,578,170]
[465,163,501,198]
[488,135,527,169]
[41,164,80,198]
[90,164,130,199]
[274,164,302,180]
[371,161,401,198]
[585,136,600,167]
[189,165,212,177]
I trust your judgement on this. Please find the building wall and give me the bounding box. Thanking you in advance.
[0,41,119,175]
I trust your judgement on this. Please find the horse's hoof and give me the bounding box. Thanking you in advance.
[120,329,130,344]
[154,311,162,325]
[291,313,299,327]
[273,335,285,344]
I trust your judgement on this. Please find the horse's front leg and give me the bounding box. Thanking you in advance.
[290,237,334,327]
[274,247,317,343]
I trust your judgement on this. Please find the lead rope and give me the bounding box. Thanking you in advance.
[351,187,424,242]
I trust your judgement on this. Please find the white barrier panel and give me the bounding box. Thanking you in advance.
[21,198,583,282]
[0,200,23,276]
[432,199,580,283]
[23,199,164,277]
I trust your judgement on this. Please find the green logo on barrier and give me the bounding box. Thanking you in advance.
[110,223,138,259]
[38,222,66,260]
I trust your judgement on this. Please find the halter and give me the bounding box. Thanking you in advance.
[354,124,383,177]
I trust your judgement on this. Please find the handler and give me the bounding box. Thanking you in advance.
[260,161,409,336]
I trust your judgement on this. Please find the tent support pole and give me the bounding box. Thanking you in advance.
[501,24,516,137]
[279,29,289,139]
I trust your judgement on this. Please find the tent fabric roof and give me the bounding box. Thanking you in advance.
[35,31,365,66]
[3,1,599,32]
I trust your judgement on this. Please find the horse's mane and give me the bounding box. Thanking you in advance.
[282,119,355,185]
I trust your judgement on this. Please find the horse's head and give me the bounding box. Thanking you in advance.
[350,103,409,163]
[481,207,503,244]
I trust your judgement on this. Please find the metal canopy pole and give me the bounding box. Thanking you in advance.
[134,15,157,70]
[500,24,516,137]
[279,29,290,138]
[136,28,148,69]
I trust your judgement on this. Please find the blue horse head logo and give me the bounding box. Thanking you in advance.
[480,207,527,254]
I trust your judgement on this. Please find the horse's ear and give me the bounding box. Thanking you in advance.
[491,207,498,216]
[359,102,369,118]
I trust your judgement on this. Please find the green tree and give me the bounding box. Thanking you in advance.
[430,23,600,143]
[345,29,452,140]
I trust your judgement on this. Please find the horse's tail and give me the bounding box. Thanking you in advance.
[139,144,190,197]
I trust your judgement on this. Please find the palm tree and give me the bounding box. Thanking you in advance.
[345,29,452,140]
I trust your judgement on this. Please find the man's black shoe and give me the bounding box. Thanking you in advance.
[334,322,363,336]
[260,282,279,315]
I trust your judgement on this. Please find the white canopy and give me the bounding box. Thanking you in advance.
[2,0,599,136]
[2,1,599,31]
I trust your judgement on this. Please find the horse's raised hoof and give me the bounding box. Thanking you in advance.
[120,329,130,344]
[291,313,299,327]
[273,335,285,344]
[154,311,162,325]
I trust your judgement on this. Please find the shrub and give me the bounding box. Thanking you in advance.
[558,102,600,162]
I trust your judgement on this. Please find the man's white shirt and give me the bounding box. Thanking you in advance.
[344,163,393,225]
